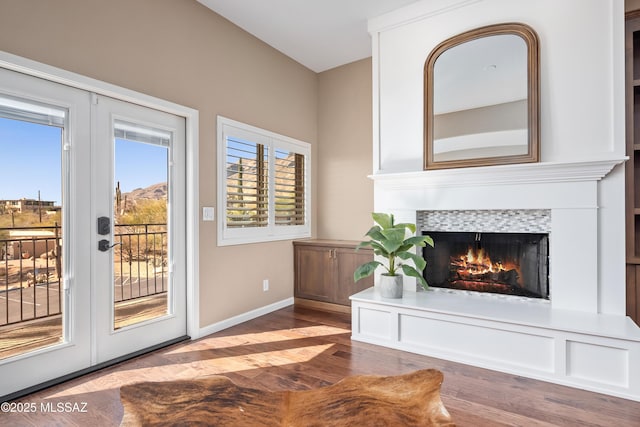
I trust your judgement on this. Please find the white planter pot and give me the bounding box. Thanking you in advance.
[378,274,403,298]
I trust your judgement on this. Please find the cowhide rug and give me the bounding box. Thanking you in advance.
[119,369,455,426]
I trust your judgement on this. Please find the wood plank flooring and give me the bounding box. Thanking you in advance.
[1,305,639,426]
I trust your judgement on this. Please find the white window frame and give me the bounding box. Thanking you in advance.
[217,116,311,246]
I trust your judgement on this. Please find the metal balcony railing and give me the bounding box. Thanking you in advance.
[0,223,167,326]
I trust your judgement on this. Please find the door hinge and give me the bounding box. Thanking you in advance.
[91,93,99,105]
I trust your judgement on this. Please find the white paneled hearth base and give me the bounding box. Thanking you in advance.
[351,159,640,401]
[351,288,640,401]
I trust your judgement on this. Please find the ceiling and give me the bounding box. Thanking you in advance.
[197,0,422,72]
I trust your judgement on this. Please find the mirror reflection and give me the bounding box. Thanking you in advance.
[424,23,539,169]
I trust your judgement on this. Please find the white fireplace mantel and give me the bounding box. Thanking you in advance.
[369,157,627,189]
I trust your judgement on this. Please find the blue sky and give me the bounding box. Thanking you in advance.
[115,139,168,194]
[0,117,167,205]
[0,117,62,203]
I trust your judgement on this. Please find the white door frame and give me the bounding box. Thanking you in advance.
[0,50,200,340]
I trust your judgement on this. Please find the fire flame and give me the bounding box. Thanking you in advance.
[449,246,525,291]
[459,247,510,275]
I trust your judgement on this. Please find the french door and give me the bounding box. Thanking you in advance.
[92,95,186,363]
[0,68,186,397]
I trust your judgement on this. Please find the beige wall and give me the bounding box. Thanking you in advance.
[628,0,640,12]
[0,0,319,327]
[434,100,527,139]
[317,58,374,240]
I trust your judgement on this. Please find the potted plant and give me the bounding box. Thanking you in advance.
[354,212,434,298]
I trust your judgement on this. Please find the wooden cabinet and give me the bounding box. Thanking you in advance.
[293,240,374,308]
[626,13,640,325]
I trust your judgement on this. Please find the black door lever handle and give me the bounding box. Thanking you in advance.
[98,239,122,252]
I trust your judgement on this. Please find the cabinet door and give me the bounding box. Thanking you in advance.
[295,245,334,301]
[335,248,374,305]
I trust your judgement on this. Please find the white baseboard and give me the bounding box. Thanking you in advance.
[195,297,294,339]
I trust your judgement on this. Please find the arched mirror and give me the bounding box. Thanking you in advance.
[424,23,539,170]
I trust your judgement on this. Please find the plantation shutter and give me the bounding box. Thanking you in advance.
[274,149,305,226]
[225,137,268,228]
[218,116,310,245]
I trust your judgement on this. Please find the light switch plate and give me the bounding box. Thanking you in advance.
[202,207,215,221]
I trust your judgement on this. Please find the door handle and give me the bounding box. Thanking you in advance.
[98,239,121,252]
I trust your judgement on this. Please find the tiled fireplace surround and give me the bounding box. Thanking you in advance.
[350,160,640,401]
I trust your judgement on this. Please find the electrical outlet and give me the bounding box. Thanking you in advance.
[263,279,269,291]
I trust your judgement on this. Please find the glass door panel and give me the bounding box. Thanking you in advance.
[0,106,64,360]
[112,121,170,329]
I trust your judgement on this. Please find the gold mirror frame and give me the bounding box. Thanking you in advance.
[424,23,540,170]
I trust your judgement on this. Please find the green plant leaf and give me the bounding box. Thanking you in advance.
[372,212,394,229]
[354,261,383,282]
[401,264,429,290]
[355,241,373,250]
[403,235,432,247]
[396,243,413,253]
[364,225,384,239]
[379,227,406,253]
[397,251,426,271]
[423,235,434,247]
[367,241,389,256]
[396,222,416,233]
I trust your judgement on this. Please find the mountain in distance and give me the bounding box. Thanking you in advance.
[122,182,167,201]
[114,182,167,216]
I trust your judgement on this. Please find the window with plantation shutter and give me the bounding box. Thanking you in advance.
[225,138,268,228]
[217,116,311,246]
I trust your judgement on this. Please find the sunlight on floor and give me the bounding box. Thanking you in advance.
[166,325,349,353]
[45,340,337,398]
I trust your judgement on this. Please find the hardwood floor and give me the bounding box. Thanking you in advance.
[2,305,639,426]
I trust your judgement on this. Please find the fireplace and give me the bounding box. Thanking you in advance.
[422,231,549,299]
[352,160,636,401]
